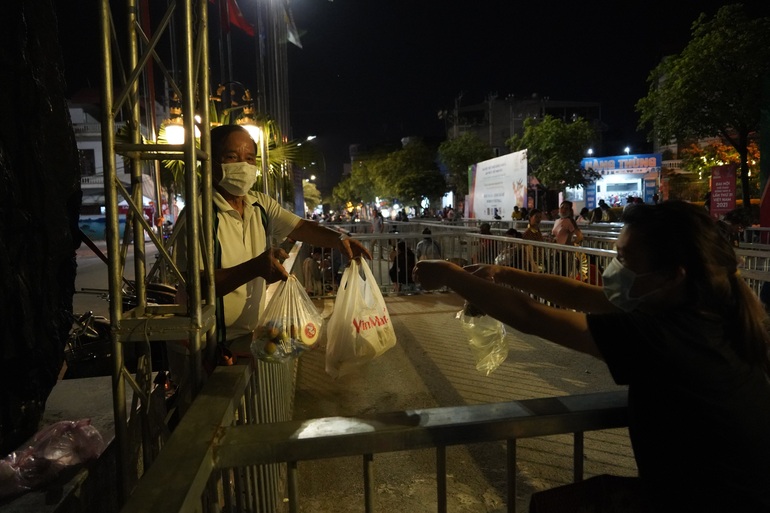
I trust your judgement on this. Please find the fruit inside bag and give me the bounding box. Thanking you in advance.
[251,274,324,363]
[457,302,508,376]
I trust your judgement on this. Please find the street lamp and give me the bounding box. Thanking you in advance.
[624,146,631,155]
[163,104,185,145]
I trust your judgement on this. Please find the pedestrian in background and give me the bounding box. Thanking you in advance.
[494,228,523,268]
[302,246,324,296]
[551,200,583,245]
[471,222,496,264]
[415,228,442,261]
[521,209,544,272]
[576,207,591,225]
[389,240,416,293]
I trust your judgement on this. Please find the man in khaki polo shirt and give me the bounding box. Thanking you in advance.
[171,125,370,411]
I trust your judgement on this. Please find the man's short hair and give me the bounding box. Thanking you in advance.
[210,124,257,161]
[422,227,432,235]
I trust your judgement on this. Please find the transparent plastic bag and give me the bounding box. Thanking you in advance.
[0,419,105,499]
[251,274,324,363]
[457,302,508,376]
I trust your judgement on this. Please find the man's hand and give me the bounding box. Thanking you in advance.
[271,247,289,263]
[340,236,372,261]
[254,249,289,284]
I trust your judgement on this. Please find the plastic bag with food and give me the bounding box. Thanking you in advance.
[251,274,324,363]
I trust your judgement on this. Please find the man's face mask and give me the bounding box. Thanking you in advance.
[218,161,257,196]
[601,257,658,312]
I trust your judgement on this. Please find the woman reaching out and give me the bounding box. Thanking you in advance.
[413,201,770,512]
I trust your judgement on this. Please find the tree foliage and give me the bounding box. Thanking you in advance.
[302,180,322,212]
[506,115,599,191]
[331,158,381,206]
[332,140,446,209]
[636,4,770,210]
[380,140,446,206]
[437,133,493,197]
[679,140,761,201]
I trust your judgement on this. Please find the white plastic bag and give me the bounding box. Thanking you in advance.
[325,258,397,378]
[458,302,508,376]
[251,275,324,363]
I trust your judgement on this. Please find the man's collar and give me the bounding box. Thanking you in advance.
[213,190,257,212]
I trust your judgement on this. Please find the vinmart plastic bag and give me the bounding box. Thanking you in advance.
[458,302,508,376]
[325,258,397,378]
[251,274,324,363]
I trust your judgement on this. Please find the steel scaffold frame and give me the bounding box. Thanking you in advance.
[98,0,216,504]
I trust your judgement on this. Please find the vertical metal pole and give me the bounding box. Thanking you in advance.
[288,460,299,513]
[573,432,584,482]
[98,0,129,503]
[436,446,447,513]
[363,453,374,513]
[126,0,155,474]
[180,0,204,396]
[198,0,217,367]
[507,439,517,513]
[261,129,270,196]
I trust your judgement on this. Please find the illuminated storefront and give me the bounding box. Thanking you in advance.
[580,153,662,208]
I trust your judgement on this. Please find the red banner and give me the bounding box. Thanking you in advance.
[710,164,737,219]
[209,0,255,36]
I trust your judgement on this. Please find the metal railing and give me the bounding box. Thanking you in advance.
[120,365,629,513]
[118,221,770,513]
[296,220,769,299]
[295,223,619,298]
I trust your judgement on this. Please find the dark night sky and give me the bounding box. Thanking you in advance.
[56,1,770,188]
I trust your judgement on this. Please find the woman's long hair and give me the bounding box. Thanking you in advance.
[623,201,770,374]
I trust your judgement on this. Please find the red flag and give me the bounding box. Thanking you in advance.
[227,0,255,36]
[209,0,255,37]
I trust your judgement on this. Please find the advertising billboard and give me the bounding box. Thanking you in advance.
[467,150,527,220]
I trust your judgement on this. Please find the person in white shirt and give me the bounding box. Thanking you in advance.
[415,228,442,261]
[551,200,583,245]
[171,125,370,410]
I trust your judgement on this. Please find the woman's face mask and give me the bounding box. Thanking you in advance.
[602,257,658,312]
[218,161,257,196]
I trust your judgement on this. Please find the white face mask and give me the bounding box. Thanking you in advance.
[218,161,257,196]
[602,257,657,312]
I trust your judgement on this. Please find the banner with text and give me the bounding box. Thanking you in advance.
[468,150,527,220]
[710,164,736,219]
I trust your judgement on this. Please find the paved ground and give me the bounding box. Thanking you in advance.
[291,292,636,513]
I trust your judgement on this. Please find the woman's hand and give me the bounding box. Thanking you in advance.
[463,263,500,282]
[412,260,462,290]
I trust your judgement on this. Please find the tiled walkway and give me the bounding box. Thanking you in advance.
[292,291,635,513]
